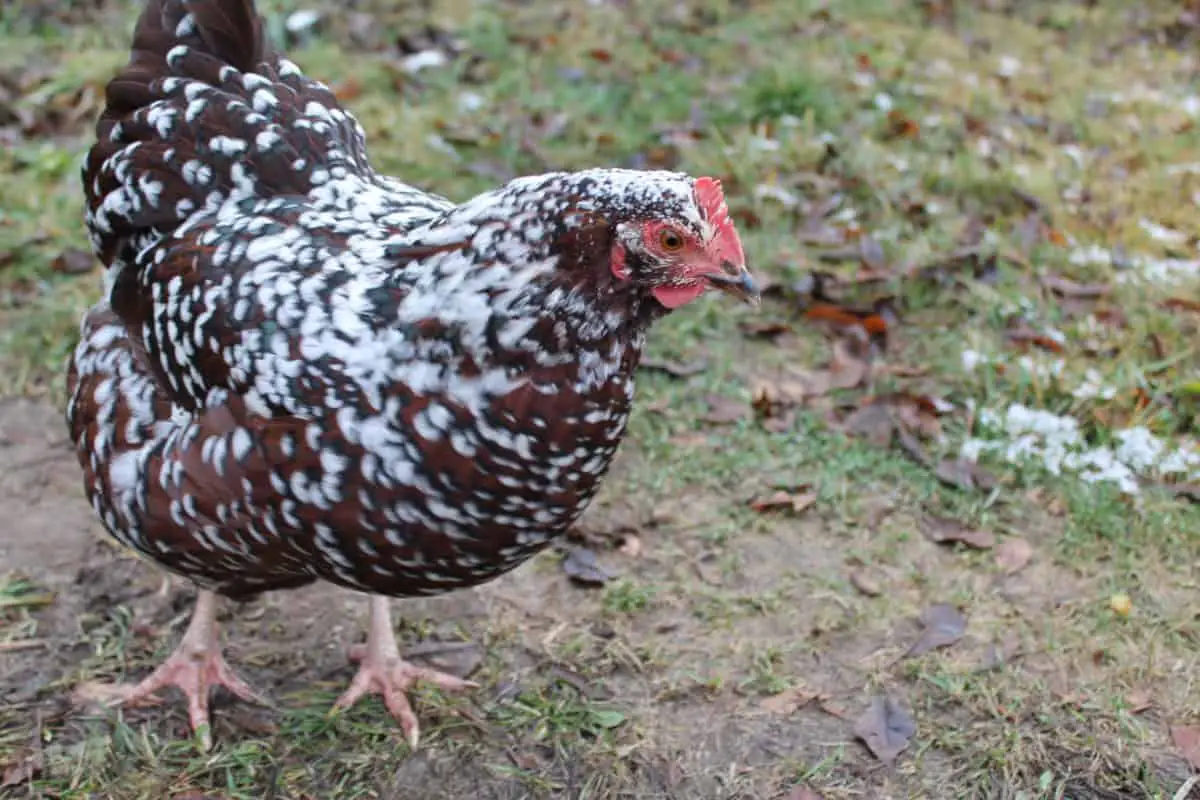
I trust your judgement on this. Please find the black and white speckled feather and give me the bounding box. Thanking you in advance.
[68,0,753,601]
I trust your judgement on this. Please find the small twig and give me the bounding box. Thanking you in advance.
[0,639,48,652]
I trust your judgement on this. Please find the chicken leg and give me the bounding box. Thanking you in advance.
[331,595,479,749]
[75,588,267,749]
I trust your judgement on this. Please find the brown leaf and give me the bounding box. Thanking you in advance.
[994,537,1033,574]
[841,401,895,446]
[889,394,945,439]
[739,320,794,340]
[933,457,998,492]
[639,357,707,378]
[853,695,916,765]
[827,339,870,390]
[751,370,826,409]
[1,749,42,788]
[1161,297,1200,313]
[760,686,816,715]
[842,393,944,448]
[1006,325,1065,353]
[749,488,817,515]
[703,394,749,424]
[1170,724,1200,769]
[1090,306,1128,329]
[849,568,882,597]
[760,411,796,433]
[905,603,967,658]
[1166,483,1200,503]
[50,247,94,275]
[562,547,614,587]
[921,515,995,550]
[802,302,890,344]
[884,109,920,140]
[226,707,279,736]
[895,424,932,466]
[1041,273,1111,298]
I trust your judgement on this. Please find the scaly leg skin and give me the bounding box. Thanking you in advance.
[74,589,268,750]
[331,595,479,750]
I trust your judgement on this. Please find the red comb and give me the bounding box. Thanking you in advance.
[694,177,744,264]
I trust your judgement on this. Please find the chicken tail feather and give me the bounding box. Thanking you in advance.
[84,0,371,303]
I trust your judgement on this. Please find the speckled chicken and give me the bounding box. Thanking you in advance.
[66,0,758,748]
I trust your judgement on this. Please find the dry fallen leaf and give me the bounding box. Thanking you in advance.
[561,547,614,587]
[1,749,42,788]
[994,537,1033,574]
[841,401,895,447]
[933,457,998,492]
[739,320,794,340]
[921,515,996,550]
[703,394,749,424]
[905,603,967,658]
[853,695,916,766]
[885,109,920,139]
[1170,724,1200,770]
[1161,297,1200,313]
[50,247,94,276]
[1006,324,1065,353]
[1041,273,1111,298]
[827,338,871,390]
[842,393,945,448]
[760,686,816,715]
[849,568,883,597]
[802,300,893,347]
[639,357,708,378]
[749,488,817,515]
[1165,483,1200,503]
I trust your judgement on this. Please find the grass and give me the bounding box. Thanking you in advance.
[2,0,1200,797]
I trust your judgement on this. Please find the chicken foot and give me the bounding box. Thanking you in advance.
[74,588,268,749]
[331,594,479,750]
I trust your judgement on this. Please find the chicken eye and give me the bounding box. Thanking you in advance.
[658,229,685,252]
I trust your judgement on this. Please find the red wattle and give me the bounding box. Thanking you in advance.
[652,283,706,308]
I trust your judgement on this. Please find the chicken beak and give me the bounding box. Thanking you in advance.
[701,261,761,308]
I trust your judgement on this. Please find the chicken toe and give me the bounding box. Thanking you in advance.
[331,595,478,749]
